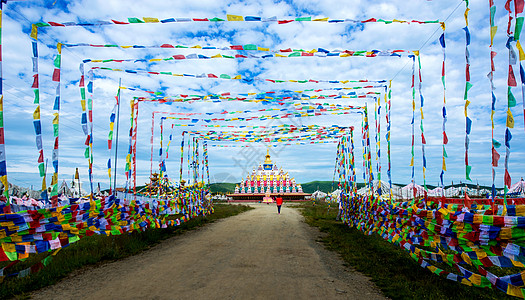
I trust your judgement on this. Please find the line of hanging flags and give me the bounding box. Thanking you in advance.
[489,0,499,206]
[30,31,45,203]
[92,66,388,85]
[50,43,61,207]
[464,1,473,182]
[208,140,340,147]
[29,15,444,40]
[339,191,525,298]
[68,42,415,56]
[0,190,213,272]
[439,20,447,194]
[121,85,387,100]
[81,50,415,62]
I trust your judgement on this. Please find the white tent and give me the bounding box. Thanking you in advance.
[444,187,460,197]
[400,182,425,199]
[428,187,444,197]
[509,179,525,194]
[328,189,342,202]
[311,190,328,200]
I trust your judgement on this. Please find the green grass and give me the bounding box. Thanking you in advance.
[0,204,253,299]
[299,201,514,300]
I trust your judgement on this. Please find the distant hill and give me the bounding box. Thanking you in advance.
[300,181,336,193]
[209,183,237,193]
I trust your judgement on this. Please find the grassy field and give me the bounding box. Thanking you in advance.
[299,201,514,300]
[0,204,253,299]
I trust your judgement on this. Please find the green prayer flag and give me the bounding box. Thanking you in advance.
[492,139,501,148]
[464,82,473,100]
[508,87,517,107]
[209,17,224,22]
[39,163,45,177]
[243,44,257,50]
[288,52,301,57]
[219,74,231,79]
[295,17,311,21]
[466,165,472,181]
[35,22,51,27]
[84,147,90,158]
[490,6,496,27]
[34,89,40,104]
[515,17,524,41]
[128,17,144,23]
[53,55,61,68]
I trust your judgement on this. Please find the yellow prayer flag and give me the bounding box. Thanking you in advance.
[227,14,244,21]
[2,243,15,253]
[257,47,269,51]
[143,17,159,23]
[121,45,133,48]
[33,106,40,120]
[507,109,515,128]
[211,54,222,58]
[149,58,162,62]
[340,80,349,84]
[191,45,202,48]
[313,17,328,21]
[30,24,38,40]
[507,284,524,297]
[52,113,59,125]
[517,41,525,61]
[490,26,498,45]
[233,75,242,79]
[57,43,62,54]
[442,157,447,171]
[464,8,470,27]
[512,259,525,268]
[440,22,446,31]
[410,157,414,167]
[275,54,286,57]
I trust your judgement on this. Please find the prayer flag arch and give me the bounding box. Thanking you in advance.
[0,3,522,298]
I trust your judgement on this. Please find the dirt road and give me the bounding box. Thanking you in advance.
[31,204,385,299]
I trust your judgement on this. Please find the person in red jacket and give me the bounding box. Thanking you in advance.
[276,194,283,214]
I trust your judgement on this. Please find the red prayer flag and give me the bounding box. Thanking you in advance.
[112,20,129,24]
[48,22,65,27]
[492,147,500,167]
[505,169,512,187]
[52,69,60,82]
[517,0,525,13]
[508,65,517,86]
[31,74,39,88]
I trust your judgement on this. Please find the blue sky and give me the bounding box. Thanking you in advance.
[0,0,523,191]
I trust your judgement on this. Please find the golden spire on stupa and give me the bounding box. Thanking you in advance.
[264,148,272,164]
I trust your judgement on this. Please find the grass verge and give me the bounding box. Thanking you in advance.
[1,203,253,299]
[299,201,514,300]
